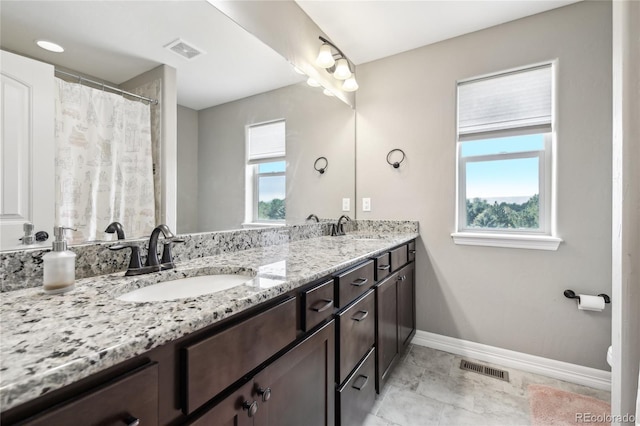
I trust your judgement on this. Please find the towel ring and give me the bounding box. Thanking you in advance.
[314,157,328,174]
[387,149,406,168]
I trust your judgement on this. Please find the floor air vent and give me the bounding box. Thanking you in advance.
[460,360,510,382]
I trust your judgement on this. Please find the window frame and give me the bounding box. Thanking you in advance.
[244,119,286,227]
[452,62,561,251]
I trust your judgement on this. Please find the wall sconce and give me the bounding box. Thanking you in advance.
[315,36,358,92]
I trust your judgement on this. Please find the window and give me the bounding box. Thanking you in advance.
[452,63,561,250]
[246,120,286,224]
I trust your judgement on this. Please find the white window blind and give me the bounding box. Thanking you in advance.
[458,65,552,141]
[248,120,285,164]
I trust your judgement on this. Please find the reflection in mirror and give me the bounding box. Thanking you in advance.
[0,0,355,250]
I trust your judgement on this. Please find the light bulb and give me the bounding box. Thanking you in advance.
[315,44,335,68]
[307,77,321,87]
[342,76,359,92]
[333,58,352,80]
[323,88,334,97]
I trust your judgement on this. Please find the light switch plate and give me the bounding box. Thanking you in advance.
[363,198,371,212]
[342,198,350,211]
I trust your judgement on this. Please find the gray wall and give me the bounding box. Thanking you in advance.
[198,83,355,231]
[356,2,612,369]
[177,105,199,233]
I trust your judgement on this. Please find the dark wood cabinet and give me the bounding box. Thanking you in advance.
[253,321,335,426]
[374,243,416,394]
[190,321,335,426]
[19,363,159,426]
[303,279,335,332]
[187,381,255,426]
[336,289,375,384]
[182,297,297,414]
[397,262,415,353]
[335,260,374,308]
[375,272,398,393]
[336,348,375,426]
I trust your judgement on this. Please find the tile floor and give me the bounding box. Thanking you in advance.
[365,345,611,426]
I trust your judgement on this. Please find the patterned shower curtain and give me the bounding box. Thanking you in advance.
[54,78,156,242]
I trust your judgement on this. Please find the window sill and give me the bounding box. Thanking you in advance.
[242,222,286,229]
[451,232,562,251]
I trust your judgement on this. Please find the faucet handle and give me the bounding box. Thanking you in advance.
[109,242,143,273]
[160,237,184,268]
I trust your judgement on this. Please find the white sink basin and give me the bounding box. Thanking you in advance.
[117,274,253,302]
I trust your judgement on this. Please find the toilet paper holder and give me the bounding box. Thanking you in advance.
[564,289,610,304]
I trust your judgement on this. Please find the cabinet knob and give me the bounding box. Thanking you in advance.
[257,386,272,402]
[397,275,407,281]
[242,400,258,417]
[123,416,140,426]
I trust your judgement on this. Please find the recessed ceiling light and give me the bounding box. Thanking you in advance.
[36,40,64,53]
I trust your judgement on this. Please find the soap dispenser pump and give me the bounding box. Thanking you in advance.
[43,226,77,294]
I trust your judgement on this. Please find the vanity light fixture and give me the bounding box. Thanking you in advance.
[36,40,64,53]
[315,36,358,92]
[307,77,321,87]
[322,88,334,97]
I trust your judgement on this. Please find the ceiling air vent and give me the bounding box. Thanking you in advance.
[460,359,510,382]
[165,38,204,61]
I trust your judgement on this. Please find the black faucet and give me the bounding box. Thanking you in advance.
[109,224,184,276]
[331,215,351,236]
[105,222,126,240]
[306,214,320,223]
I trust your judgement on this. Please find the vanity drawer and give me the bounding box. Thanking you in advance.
[408,240,416,262]
[336,289,375,384]
[337,347,376,426]
[22,363,158,426]
[374,252,391,282]
[182,297,297,414]
[335,260,374,308]
[390,245,408,272]
[302,279,335,332]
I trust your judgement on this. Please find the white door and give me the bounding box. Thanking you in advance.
[0,50,55,250]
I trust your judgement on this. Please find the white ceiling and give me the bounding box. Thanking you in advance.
[0,1,305,110]
[296,0,582,65]
[0,1,581,110]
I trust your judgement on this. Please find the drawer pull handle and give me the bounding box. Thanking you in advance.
[124,416,140,426]
[352,310,369,322]
[397,275,407,281]
[352,374,369,391]
[310,299,334,313]
[377,264,390,271]
[242,400,258,417]
[257,387,271,402]
[351,277,368,287]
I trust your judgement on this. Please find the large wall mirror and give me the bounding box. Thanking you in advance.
[0,0,355,250]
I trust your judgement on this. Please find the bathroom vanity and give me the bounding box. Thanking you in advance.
[0,227,417,425]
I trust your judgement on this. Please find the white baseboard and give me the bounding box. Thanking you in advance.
[412,330,611,391]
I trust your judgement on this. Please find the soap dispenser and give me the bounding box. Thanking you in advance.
[43,226,77,294]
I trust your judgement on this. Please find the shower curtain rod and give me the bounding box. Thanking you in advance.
[55,69,159,105]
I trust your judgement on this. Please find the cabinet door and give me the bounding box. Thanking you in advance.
[397,262,415,353]
[22,363,158,426]
[375,273,398,393]
[188,381,255,426]
[253,321,335,426]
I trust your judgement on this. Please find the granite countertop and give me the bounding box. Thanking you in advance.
[0,232,417,411]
